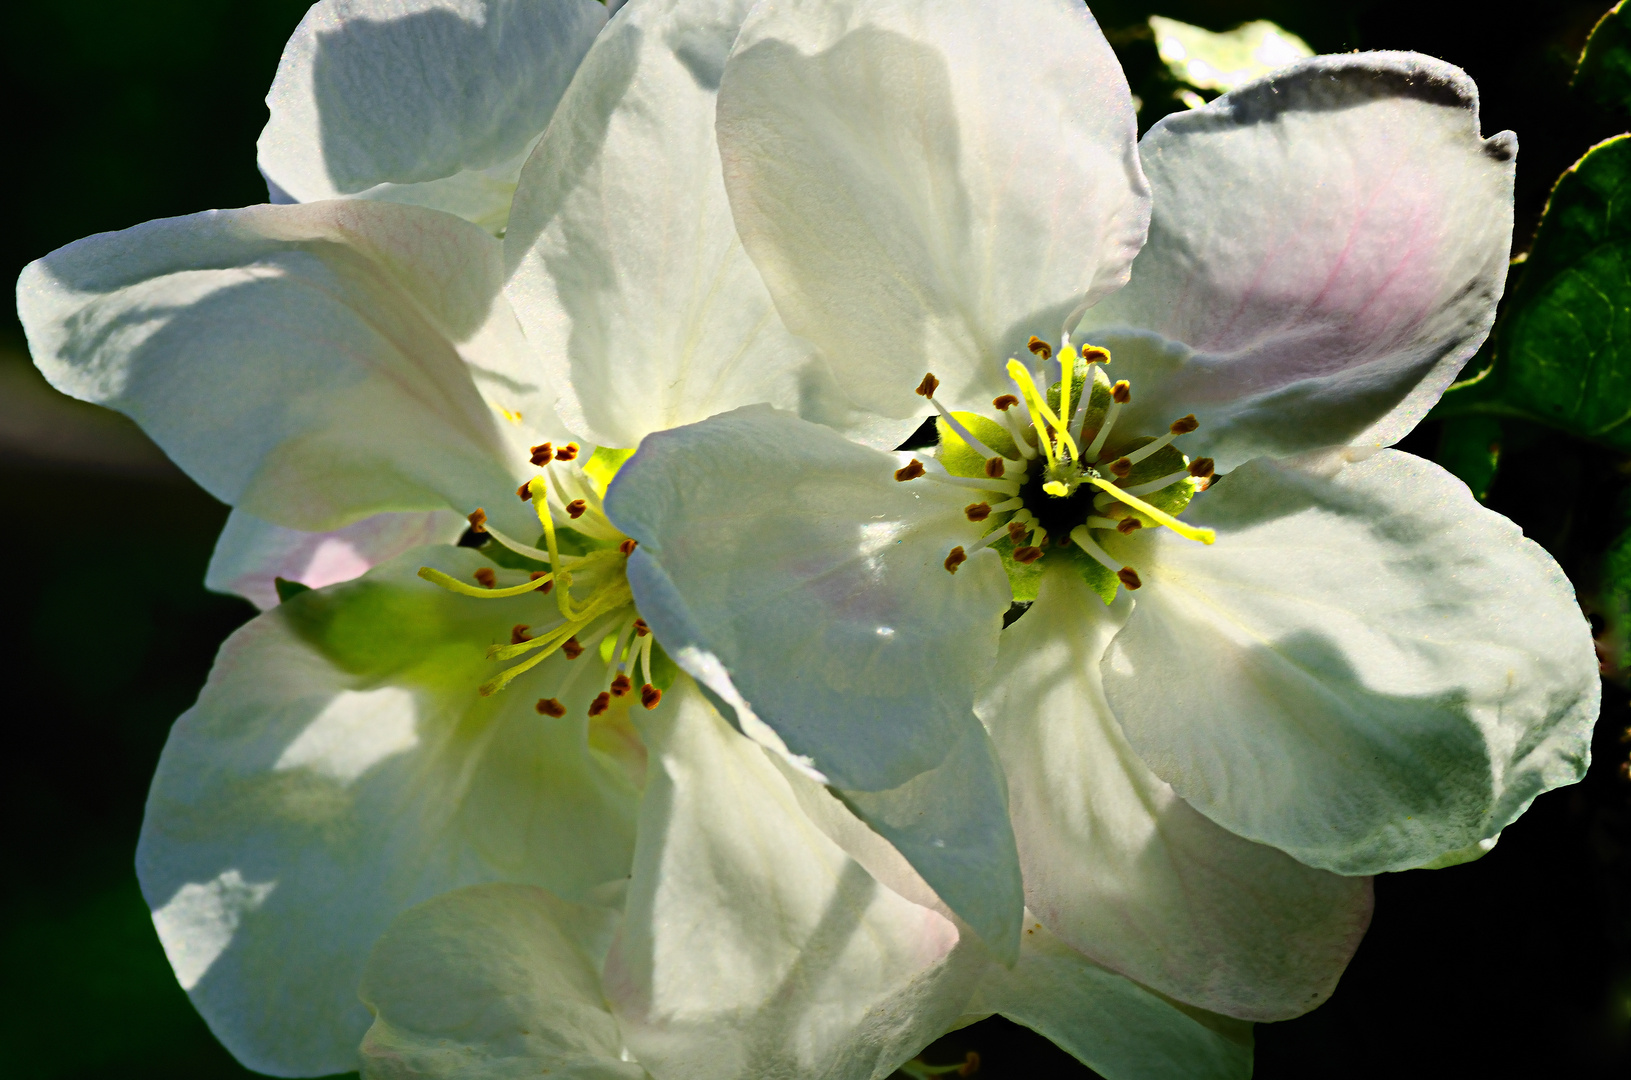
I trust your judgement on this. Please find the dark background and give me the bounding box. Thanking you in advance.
[1,2,1626,1077]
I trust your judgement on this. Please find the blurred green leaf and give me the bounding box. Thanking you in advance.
[1435,416,1504,500]
[1576,0,1631,112]
[1436,135,1631,447]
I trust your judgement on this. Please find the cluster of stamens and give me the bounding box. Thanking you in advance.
[898,335,1215,594]
[418,441,665,717]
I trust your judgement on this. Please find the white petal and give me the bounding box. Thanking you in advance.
[716,0,1148,420]
[260,0,607,232]
[970,922,1252,1080]
[504,0,815,449]
[1083,54,1515,469]
[981,563,1372,1021]
[605,684,981,1080]
[1103,450,1599,875]
[605,405,1022,954]
[17,201,562,537]
[206,507,466,610]
[138,546,642,1075]
[358,884,645,1080]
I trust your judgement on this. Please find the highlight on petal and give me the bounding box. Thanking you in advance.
[504,0,815,449]
[358,884,645,1080]
[716,0,1148,421]
[981,563,1372,1021]
[1083,53,1516,469]
[137,546,641,1076]
[1103,450,1598,875]
[260,0,608,233]
[604,684,982,1080]
[206,507,467,610]
[604,405,1023,955]
[17,200,558,537]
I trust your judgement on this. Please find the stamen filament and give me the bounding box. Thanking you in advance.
[1121,416,1199,468]
[1123,469,1192,497]
[988,497,1023,512]
[1086,398,1122,461]
[485,525,571,566]
[1069,526,1123,573]
[418,565,554,599]
[926,396,1012,464]
[920,459,1021,496]
[1086,477,1215,544]
[995,408,1039,459]
[1084,516,1123,530]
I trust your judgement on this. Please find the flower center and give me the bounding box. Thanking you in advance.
[898,336,1215,602]
[418,442,672,714]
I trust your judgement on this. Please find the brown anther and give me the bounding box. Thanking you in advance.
[587,692,611,717]
[561,636,585,660]
[610,673,633,697]
[511,624,532,644]
[959,1051,981,1077]
[529,442,554,466]
[944,546,968,574]
[1013,545,1044,564]
[529,570,554,594]
[965,502,991,522]
[474,567,497,588]
[1007,521,1030,542]
[894,459,926,482]
[1117,567,1142,590]
[992,394,1020,411]
[915,372,940,398]
[633,618,650,637]
[1117,517,1143,535]
[640,683,663,709]
[535,697,567,718]
[1081,345,1111,365]
[516,482,533,501]
[1026,335,1052,360]
[1055,531,1072,546]
[1169,414,1199,435]
[619,538,638,555]
[1109,457,1132,478]
[1188,457,1215,479]
[566,499,587,519]
[1111,380,1131,405]
[467,508,489,533]
[554,442,580,462]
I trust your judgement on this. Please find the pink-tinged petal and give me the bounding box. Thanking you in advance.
[206,508,467,610]
[716,0,1148,423]
[1083,53,1515,469]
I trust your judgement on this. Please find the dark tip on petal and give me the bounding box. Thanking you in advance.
[992,394,1020,411]
[529,443,554,466]
[536,697,567,718]
[619,538,638,555]
[1117,517,1143,534]
[1013,545,1043,564]
[511,624,532,644]
[610,673,633,697]
[633,617,650,637]
[1109,458,1131,478]
[1027,335,1052,360]
[474,567,497,588]
[1117,567,1142,590]
[566,499,587,519]
[554,442,580,462]
[467,508,488,533]
[895,459,926,482]
[587,692,611,717]
[944,546,968,573]
[916,372,940,398]
[965,502,991,522]
[561,636,584,660]
[1170,414,1199,435]
[984,456,1005,478]
[1111,381,1131,405]
[1188,457,1215,479]
[640,684,662,709]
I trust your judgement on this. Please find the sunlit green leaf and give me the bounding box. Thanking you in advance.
[1147,15,1312,94]
[1575,0,1631,113]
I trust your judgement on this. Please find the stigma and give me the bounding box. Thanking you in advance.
[895,336,1215,601]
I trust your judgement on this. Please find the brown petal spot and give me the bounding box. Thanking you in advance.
[992,394,1020,411]
[915,372,940,398]
[1013,545,1043,564]
[529,443,554,466]
[1117,567,1142,590]
[561,636,584,660]
[894,459,926,482]
[964,502,991,522]
[640,684,663,709]
[467,508,489,533]
[943,546,968,574]
[1111,381,1131,405]
[587,692,611,717]
[535,698,567,718]
[1026,336,1052,360]
[474,567,497,588]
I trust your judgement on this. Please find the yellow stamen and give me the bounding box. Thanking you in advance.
[1086,476,1215,544]
[1005,359,1081,466]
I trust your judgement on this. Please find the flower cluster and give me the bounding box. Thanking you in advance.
[15,1,1598,1078]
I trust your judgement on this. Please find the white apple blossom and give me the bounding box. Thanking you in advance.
[14,1,1271,1078]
